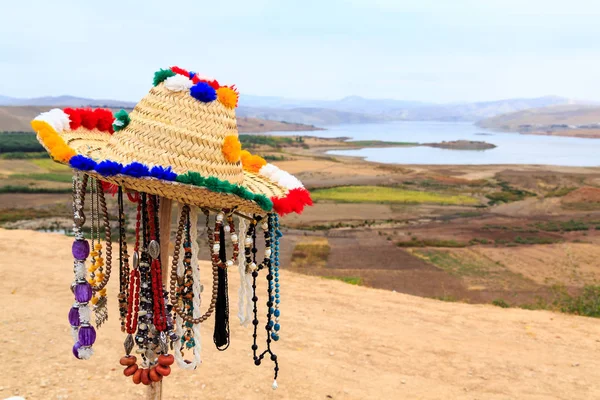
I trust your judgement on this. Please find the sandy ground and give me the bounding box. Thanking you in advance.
[2,229,600,400]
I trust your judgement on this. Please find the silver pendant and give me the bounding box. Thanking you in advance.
[124,333,134,355]
[148,240,160,260]
[94,296,108,328]
[132,251,140,269]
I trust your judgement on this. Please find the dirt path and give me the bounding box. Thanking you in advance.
[1,229,600,399]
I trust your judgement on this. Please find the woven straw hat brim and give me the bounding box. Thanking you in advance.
[86,171,275,215]
[32,119,288,216]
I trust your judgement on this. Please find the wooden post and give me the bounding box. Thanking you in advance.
[148,198,173,400]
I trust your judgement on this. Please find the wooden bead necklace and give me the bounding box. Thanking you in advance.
[169,205,219,324]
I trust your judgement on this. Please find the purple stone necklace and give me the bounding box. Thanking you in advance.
[69,172,96,360]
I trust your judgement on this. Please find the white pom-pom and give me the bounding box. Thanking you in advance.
[164,74,193,92]
[35,108,70,132]
[79,305,91,323]
[259,164,279,178]
[78,346,94,360]
[48,109,71,131]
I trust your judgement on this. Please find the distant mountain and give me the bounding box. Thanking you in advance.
[237,106,386,126]
[0,95,135,108]
[0,93,593,126]
[477,104,600,132]
[389,96,576,122]
[239,94,428,114]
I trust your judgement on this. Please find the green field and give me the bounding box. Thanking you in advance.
[311,186,479,205]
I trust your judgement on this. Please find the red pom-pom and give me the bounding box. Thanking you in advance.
[101,181,119,196]
[271,188,312,216]
[80,109,99,130]
[94,109,114,133]
[208,80,220,90]
[64,108,82,130]
[170,66,190,77]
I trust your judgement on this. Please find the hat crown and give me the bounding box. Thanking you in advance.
[99,83,243,184]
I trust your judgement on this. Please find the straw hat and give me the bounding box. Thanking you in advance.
[31,66,312,215]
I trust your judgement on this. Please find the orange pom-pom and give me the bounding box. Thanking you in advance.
[240,150,267,173]
[222,135,242,163]
[52,144,76,162]
[216,87,238,109]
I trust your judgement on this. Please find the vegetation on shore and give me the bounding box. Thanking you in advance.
[311,185,479,205]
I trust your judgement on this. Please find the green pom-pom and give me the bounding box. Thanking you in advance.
[112,109,131,132]
[153,68,176,86]
[176,170,272,210]
[253,194,273,211]
[175,173,192,184]
[232,185,254,200]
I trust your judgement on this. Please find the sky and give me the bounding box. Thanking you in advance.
[1,0,599,103]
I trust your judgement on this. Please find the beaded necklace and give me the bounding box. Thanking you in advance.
[248,215,280,389]
[69,172,96,360]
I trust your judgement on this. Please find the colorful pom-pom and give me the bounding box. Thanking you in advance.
[217,87,239,109]
[222,135,241,163]
[112,109,130,132]
[164,74,193,92]
[153,68,176,86]
[80,109,99,130]
[170,66,190,77]
[271,188,312,216]
[96,160,123,176]
[94,109,114,133]
[122,162,150,178]
[64,108,82,130]
[240,150,267,173]
[69,155,97,171]
[149,166,177,181]
[190,82,217,103]
[253,194,273,211]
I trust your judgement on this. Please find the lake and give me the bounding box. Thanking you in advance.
[267,121,600,166]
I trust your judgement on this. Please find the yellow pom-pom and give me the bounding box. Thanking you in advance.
[216,87,238,109]
[240,150,267,173]
[222,135,242,163]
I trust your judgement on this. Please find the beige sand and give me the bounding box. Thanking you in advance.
[1,229,600,400]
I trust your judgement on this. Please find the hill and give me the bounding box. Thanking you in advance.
[478,104,600,138]
[2,228,600,399]
[0,94,590,126]
[0,106,321,133]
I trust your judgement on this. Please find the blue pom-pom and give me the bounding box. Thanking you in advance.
[149,166,177,181]
[190,82,217,103]
[95,160,123,176]
[69,155,97,171]
[122,162,150,178]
